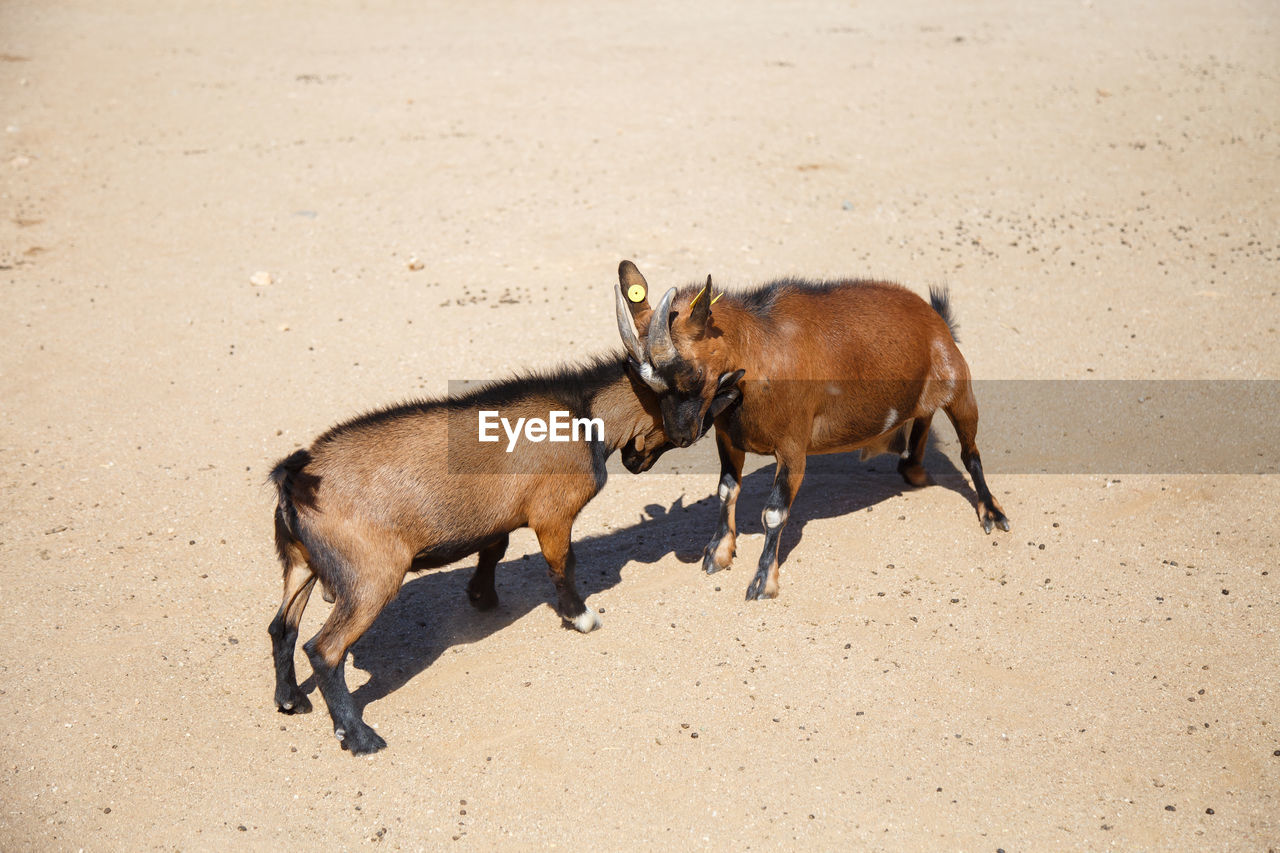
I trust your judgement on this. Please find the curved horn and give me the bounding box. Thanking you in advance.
[645,287,679,368]
[614,284,645,363]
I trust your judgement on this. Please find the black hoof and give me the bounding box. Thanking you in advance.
[701,548,724,575]
[744,575,767,600]
[337,722,387,756]
[981,506,1011,534]
[897,459,931,488]
[467,588,499,611]
[275,691,312,715]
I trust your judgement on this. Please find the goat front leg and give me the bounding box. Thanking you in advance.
[534,523,600,633]
[703,429,745,574]
[746,449,806,600]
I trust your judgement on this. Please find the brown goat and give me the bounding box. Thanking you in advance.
[613,261,1010,601]
[267,355,739,754]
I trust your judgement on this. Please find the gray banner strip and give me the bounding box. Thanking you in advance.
[963,380,1278,474]
[444,380,1279,475]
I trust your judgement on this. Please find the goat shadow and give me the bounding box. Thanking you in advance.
[332,436,974,713]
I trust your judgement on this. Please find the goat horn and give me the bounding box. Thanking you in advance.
[646,287,679,368]
[614,284,645,363]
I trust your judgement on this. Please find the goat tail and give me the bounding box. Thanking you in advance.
[928,285,959,343]
[269,449,313,573]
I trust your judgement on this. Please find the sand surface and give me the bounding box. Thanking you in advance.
[2,0,1278,849]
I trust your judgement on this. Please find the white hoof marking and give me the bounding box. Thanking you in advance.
[573,607,602,633]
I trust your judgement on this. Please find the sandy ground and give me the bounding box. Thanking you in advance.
[2,0,1278,849]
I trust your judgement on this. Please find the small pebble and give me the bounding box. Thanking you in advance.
[1222,589,1229,595]
[250,271,272,287]
[1165,805,1176,812]
[1205,808,1214,815]
[407,257,425,271]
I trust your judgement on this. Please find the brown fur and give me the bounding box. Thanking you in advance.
[266,356,675,754]
[614,263,1011,601]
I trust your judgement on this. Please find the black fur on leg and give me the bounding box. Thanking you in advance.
[305,643,386,755]
[466,534,508,610]
[963,450,1010,534]
[269,608,313,714]
[746,465,792,600]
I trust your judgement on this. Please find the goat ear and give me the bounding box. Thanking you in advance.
[716,368,745,391]
[706,369,745,421]
[688,274,713,333]
[618,260,653,328]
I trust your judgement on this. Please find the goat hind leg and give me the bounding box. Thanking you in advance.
[268,539,317,714]
[897,413,934,487]
[304,575,401,755]
[944,387,1010,533]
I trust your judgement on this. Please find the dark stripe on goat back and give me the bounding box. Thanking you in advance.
[731,277,854,316]
[314,353,627,446]
[715,277,924,322]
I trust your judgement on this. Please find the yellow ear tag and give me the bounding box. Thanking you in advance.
[627,283,646,303]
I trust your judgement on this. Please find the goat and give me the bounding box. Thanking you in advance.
[267,354,740,754]
[613,260,1010,601]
